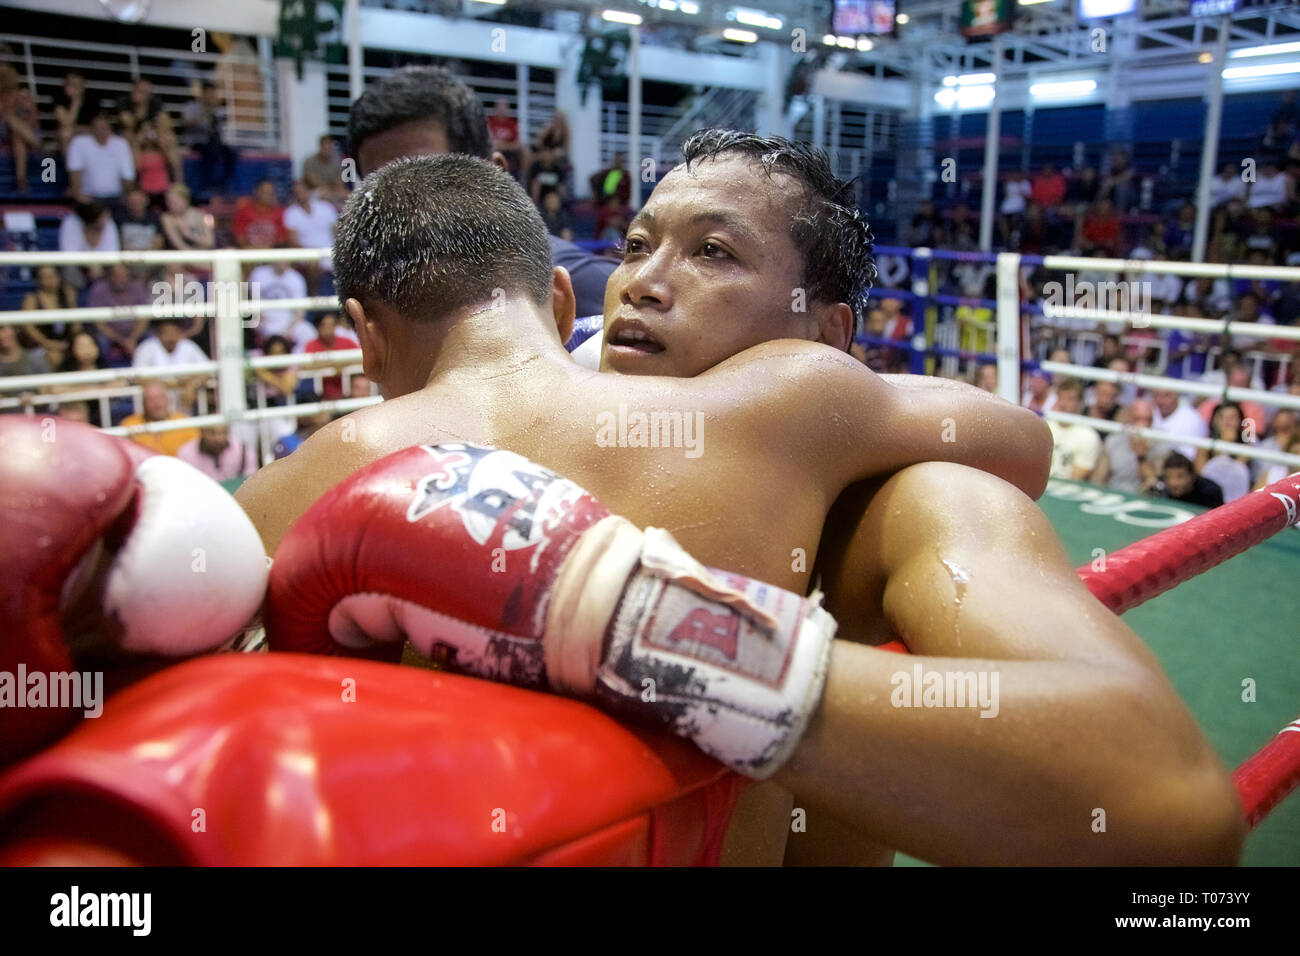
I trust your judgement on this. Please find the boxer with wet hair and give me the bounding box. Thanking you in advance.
[236,152,1242,865]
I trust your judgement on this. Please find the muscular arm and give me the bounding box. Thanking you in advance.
[778,461,1244,865]
[701,341,1053,500]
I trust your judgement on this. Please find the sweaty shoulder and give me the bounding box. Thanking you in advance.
[235,408,394,556]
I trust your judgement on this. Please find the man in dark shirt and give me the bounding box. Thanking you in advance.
[1159,452,1224,508]
[348,66,615,320]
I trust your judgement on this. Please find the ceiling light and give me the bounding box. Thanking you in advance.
[602,10,643,25]
[723,28,758,43]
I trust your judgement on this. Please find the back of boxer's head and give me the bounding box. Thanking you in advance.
[681,128,875,339]
[334,154,553,324]
[348,66,491,173]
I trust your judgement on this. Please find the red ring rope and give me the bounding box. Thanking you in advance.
[875,474,1300,829]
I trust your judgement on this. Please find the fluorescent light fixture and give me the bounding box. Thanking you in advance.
[1229,41,1300,59]
[469,0,507,4]
[723,28,758,43]
[836,36,857,49]
[896,13,909,24]
[857,37,873,52]
[1030,79,1097,98]
[659,0,677,8]
[944,72,997,87]
[823,34,837,45]
[680,1,700,12]
[935,85,996,109]
[602,9,643,24]
[732,7,783,29]
[1019,0,1054,5]
[1223,61,1300,80]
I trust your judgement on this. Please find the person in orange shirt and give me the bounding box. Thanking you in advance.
[119,380,199,456]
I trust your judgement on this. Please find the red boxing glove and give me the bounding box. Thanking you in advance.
[268,442,836,779]
[0,654,741,865]
[0,417,267,767]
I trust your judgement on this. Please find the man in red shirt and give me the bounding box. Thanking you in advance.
[233,179,286,249]
[1080,197,1121,255]
[1031,163,1066,210]
[302,311,359,400]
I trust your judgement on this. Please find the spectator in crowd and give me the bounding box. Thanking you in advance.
[534,109,569,161]
[349,373,375,399]
[20,265,81,362]
[1199,358,1267,436]
[115,187,163,253]
[0,63,39,194]
[1164,204,1197,256]
[598,196,630,243]
[1046,377,1102,481]
[160,183,214,254]
[1090,399,1157,495]
[540,190,573,242]
[302,134,344,195]
[57,401,92,424]
[1158,451,1223,509]
[528,146,567,208]
[116,77,164,135]
[58,202,120,293]
[1253,408,1297,486]
[973,362,998,394]
[1209,162,1248,208]
[1078,197,1121,256]
[1248,158,1291,212]
[1101,150,1136,212]
[301,311,359,401]
[1253,428,1300,490]
[132,120,173,209]
[1031,163,1066,211]
[118,78,181,182]
[233,179,287,249]
[1196,401,1252,503]
[53,71,97,152]
[253,334,298,406]
[120,380,199,456]
[594,152,632,206]
[272,397,333,460]
[246,258,308,346]
[48,331,123,427]
[998,171,1032,246]
[283,179,338,291]
[908,198,942,247]
[1085,378,1122,430]
[177,425,257,482]
[88,263,151,365]
[132,318,209,411]
[0,323,45,380]
[182,81,237,194]
[486,99,523,176]
[1066,166,1100,209]
[1017,203,1063,256]
[854,308,891,373]
[67,112,135,210]
[1022,368,1052,416]
[1151,387,1210,460]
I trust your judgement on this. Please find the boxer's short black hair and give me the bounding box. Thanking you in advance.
[348,66,491,165]
[334,154,553,323]
[681,129,875,337]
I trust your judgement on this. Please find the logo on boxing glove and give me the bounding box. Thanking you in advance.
[408,443,595,553]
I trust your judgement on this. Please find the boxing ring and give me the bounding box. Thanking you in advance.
[1,245,1299,864]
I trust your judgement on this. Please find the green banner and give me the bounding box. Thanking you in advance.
[275,0,347,79]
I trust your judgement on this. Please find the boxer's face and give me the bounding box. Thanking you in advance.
[602,155,843,377]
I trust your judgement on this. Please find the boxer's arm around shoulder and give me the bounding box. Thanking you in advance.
[706,341,1052,499]
[776,461,1245,865]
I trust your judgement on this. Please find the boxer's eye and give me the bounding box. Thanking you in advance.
[621,236,648,258]
[699,241,729,259]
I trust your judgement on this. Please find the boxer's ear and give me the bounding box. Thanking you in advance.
[550,266,576,345]
[345,298,386,384]
[813,301,853,353]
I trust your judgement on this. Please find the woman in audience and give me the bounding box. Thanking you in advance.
[133,120,173,210]
[1196,401,1252,503]
[1253,429,1300,490]
[20,265,80,362]
[0,63,39,194]
[48,330,125,427]
[253,334,298,407]
[160,183,214,254]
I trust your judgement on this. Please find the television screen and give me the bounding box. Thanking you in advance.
[960,0,1013,39]
[1078,0,1139,18]
[831,0,897,37]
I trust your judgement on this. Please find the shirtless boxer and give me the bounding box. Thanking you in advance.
[236,151,1242,865]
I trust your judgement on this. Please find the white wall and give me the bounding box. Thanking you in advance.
[2,0,280,35]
